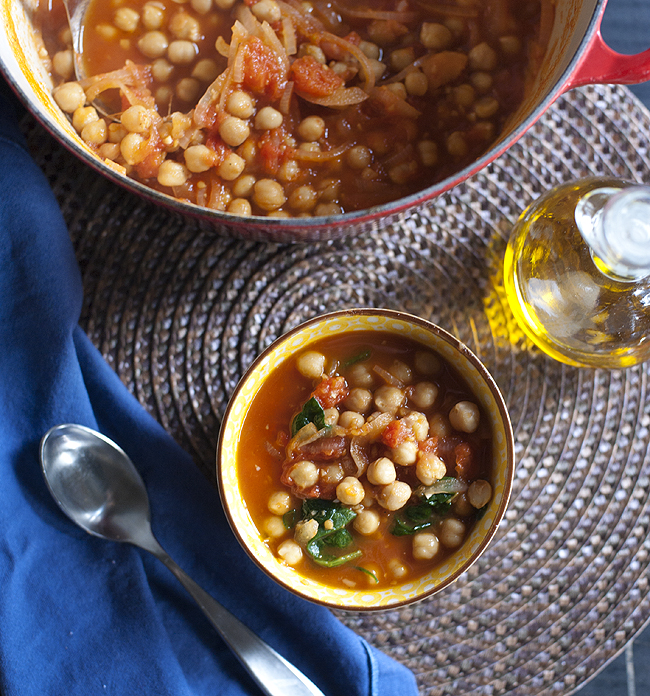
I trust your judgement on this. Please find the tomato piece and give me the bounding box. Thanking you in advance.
[312,376,349,408]
[290,56,344,98]
[455,442,478,480]
[257,128,293,174]
[241,36,286,99]
[134,130,165,179]
[381,419,415,448]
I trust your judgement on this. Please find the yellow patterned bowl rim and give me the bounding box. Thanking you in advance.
[217,309,514,611]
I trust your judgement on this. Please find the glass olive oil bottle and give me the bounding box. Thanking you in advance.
[503,177,650,368]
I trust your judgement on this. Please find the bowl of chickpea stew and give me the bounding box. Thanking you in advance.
[217,309,514,609]
[3,0,650,241]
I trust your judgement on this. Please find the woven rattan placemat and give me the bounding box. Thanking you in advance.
[21,83,650,696]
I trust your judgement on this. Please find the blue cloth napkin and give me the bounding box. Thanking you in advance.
[0,81,418,696]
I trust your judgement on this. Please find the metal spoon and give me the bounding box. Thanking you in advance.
[40,423,325,696]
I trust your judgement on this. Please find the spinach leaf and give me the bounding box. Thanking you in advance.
[343,349,371,367]
[390,492,455,536]
[282,509,298,530]
[291,397,326,436]
[301,500,362,568]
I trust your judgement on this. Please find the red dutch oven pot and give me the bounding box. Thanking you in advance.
[1,0,649,242]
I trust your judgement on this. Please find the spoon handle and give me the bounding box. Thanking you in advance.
[147,541,326,696]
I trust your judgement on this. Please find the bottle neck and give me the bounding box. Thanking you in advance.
[575,185,650,281]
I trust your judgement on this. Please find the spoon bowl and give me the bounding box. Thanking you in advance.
[40,423,325,696]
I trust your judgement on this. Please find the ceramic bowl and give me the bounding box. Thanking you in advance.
[217,308,514,610]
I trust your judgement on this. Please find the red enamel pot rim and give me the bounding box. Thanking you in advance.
[1,0,649,242]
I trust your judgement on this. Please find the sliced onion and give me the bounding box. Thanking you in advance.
[320,31,376,92]
[297,85,368,109]
[293,143,349,162]
[349,412,393,476]
[418,478,468,497]
[372,364,404,388]
[330,2,418,22]
[282,17,297,55]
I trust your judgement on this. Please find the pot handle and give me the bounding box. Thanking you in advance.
[564,28,650,91]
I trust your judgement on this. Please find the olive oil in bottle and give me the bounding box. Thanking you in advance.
[503,177,650,368]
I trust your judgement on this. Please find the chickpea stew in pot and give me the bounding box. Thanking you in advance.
[35,0,553,218]
[237,330,493,590]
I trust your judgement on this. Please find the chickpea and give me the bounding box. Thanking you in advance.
[168,40,197,65]
[414,350,441,376]
[417,140,438,167]
[453,83,476,108]
[72,105,98,133]
[323,408,339,426]
[81,119,107,145]
[192,58,219,82]
[142,2,165,29]
[152,58,174,82]
[429,412,451,437]
[96,23,118,41]
[191,0,212,13]
[253,179,286,211]
[297,115,325,142]
[390,47,415,71]
[288,185,318,212]
[410,381,438,409]
[219,116,250,147]
[499,35,522,56]
[218,153,246,180]
[470,71,493,93]
[267,490,292,515]
[277,159,300,182]
[227,198,252,216]
[232,174,256,198]
[214,0,236,8]
[338,411,364,430]
[388,559,408,579]
[346,145,372,170]
[389,360,412,384]
[262,515,286,538]
[343,387,373,414]
[254,106,283,130]
[121,105,153,134]
[294,519,319,545]
[320,463,344,485]
[402,411,428,441]
[378,481,412,511]
[359,40,380,59]
[336,476,365,506]
[468,42,498,71]
[474,96,499,119]
[420,22,452,50]
[374,385,405,414]
[52,50,74,80]
[251,0,281,22]
[438,517,466,548]
[226,91,255,119]
[368,58,387,80]
[299,44,326,63]
[138,31,169,59]
[367,457,396,486]
[108,122,127,143]
[389,160,417,185]
[413,532,440,560]
[288,460,318,489]
[98,142,121,160]
[277,539,303,565]
[114,7,140,32]
[416,452,446,485]
[314,202,342,216]
[353,509,381,535]
[392,79,415,101]
[449,401,480,433]
[155,86,173,107]
[53,82,86,113]
[452,492,474,517]
[405,70,428,96]
[296,350,325,379]
[157,160,189,187]
[184,144,215,173]
[468,479,492,508]
[347,363,374,388]
[447,131,468,158]
[391,440,418,466]
[169,11,201,41]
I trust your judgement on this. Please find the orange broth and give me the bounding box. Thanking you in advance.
[237,330,493,590]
